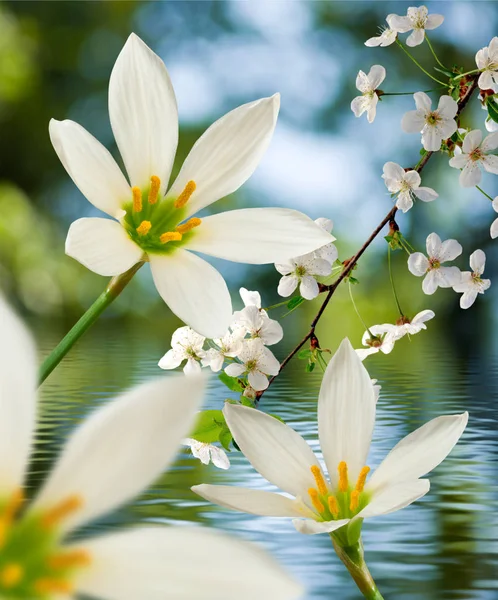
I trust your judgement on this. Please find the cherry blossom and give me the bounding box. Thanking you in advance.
[355,325,397,360]
[365,15,399,47]
[390,6,444,47]
[449,129,498,187]
[382,161,438,212]
[453,250,491,309]
[158,326,206,375]
[351,65,386,123]
[476,36,498,92]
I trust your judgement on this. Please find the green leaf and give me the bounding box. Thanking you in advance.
[219,427,233,451]
[487,97,498,124]
[349,276,360,285]
[287,296,305,310]
[218,372,244,392]
[189,410,226,444]
[306,361,316,373]
[298,348,312,359]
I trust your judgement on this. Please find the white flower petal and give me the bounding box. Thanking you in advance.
[355,70,370,94]
[396,192,413,213]
[425,14,444,29]
[401,110,426,133]
[439,239,463,262]
[357,479,430,519]
[167,95,279,219]
[403,170,421,188]
[149,249,232,339]
[65,218,144,276]
[462,129,482,153]
[478,70,495,92]
[449,154,469,169]
[209,446,230,470]
[481,154,498,175]
[318,339,376,489]
[414,92,432,113]
[460,290,478,309]
[248,370,269,391]
[414,186,438,202]
[225,363,246,377]
[292,518,349,535]
[437,95,458,119]
[223,403,321,498]
[158,349,183,370]
[183,208,333,264]
[299,276,319,300]
[470,249,486,274]
[31,375,207,534]
[421,127,442,152]
[382,161,404,185]
[491,216,498,239]
[75,527,303,600]
[367,413,468,494]
[426,232,442,257]
[109,34,178,194]
[192,485,302,517]
[481,131,498,152]
[278,274,298,297]
[407,252,429,277]
[351,96,367,118]
[438,266,462,288]
[366,95,379,124]
[49,119,130,219]
[389,15,412,33]
[460,161,482,187]
[422,270,439,295]
[406,29,425,47]
[240,287,261,308]
[0,297,37,495]
[367,65,386,89]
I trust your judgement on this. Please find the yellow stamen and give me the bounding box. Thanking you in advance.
[132,186,142,212]
[308,488,325,514]
[1,564,23,588]
[48,549,92,569]
[34,578,74,594]
[354,466,370,493]
[175,217,202,234]
[160,231,182,244]
[42,495,83,529]
[350,490,360,512]
[338,461,349,492]
[148,175,161,205]
[327,496,339,518]
[136,220,152,236]
[174,180,196,208]
[310,465,328,496]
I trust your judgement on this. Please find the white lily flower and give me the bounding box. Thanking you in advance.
[408,233,462,295]
[193,339,468,538]
[401,92,458,152]
[51,34,333,339]
[159,326,206,375]
[390,6,444,47]
[365,15,399,47]
[355,325,397,360]
[275,255,331,300]
[225,339,280,391]
[232,305,283,346]
[184,438,230,470]
[351,65,386,123]
[490,197,498,238]
[453,249,491,309]
[391,309,435,339]
[202,330,245,373]
[449,130,498,187]
[313,218,339,264]
[476,37,498,92]
[382,161,438,212]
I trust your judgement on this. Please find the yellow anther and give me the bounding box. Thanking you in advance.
[42,495,83,529]
[148,175,161,205]
[160,231,182,244]
[48,549,92,570]
[354,466,370,493]
[327,496,339,518]
[136,220,152,236]
[34,578,74,594]
[1,564,23,588]
[132,186,142,212]
[350,490,360,512]
[174,180,196,208]
[308,488,325,514]
[338,461,349,492]
[310,465,328,496]
[175,217,202,234]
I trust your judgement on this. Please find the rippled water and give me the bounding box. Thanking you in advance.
[34,322,498,599]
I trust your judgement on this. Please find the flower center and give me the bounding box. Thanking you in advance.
[426,112,441,126]
[295,265,307,278]
[469,148,483,162]
[429,258,441,269]
[123,176,202,254]
[307,463,370,522]
[0,491,90,597]
[246,359,258,372]
[366,334,384,348]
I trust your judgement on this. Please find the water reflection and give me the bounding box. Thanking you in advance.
[34,323,498,599]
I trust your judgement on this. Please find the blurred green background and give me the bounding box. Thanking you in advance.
[1,1,498,598]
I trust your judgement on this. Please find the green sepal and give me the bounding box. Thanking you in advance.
[298,348,313,360]
[287,296,305,310]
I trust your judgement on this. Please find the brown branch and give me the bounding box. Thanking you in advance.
[258,76,479,401]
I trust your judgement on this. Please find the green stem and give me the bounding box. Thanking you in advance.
[424,34,447,70]
[476,185,495,202]
[453,68,480,80]
[381,87,446,96]
[39,261,145,385]
[388,247,404,317]
[348,281,371,336]
[332,538,385,600]
[396,39,447,85]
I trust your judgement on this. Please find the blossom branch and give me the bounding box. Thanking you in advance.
[258,76,479,401]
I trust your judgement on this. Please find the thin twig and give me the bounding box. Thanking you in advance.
[257,76,478,401]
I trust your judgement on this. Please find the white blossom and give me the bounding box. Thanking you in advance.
[202,330,245,373]
[239,287,262,309]
[355,325,397,360]
[232,305,283,346]
[365,15,399,47]
[313,218,338,264]
[382,161,438,212]
[490,196,498,239]
[351,65,386,123]
[275,255,331,300]
[159,326,206,375]
[408,232,462,295]
[449,129,498,187]
[390,6,444,47]
[184,438,230,470]
[391,310,435,339]
[453,250,491,309]
[193,340,467,537]
[225,339,280,391]
[476,36,498,92]
[402,92,458,152]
